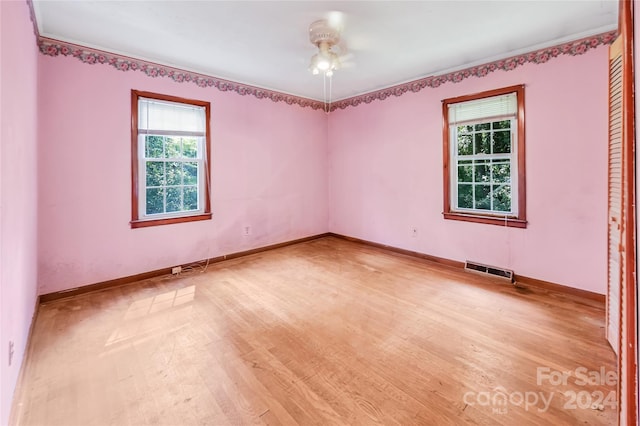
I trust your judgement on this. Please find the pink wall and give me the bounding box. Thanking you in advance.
[37,55,328,294]
[328,47,609,294]
[0,1,39,424]
[38,43,609,295]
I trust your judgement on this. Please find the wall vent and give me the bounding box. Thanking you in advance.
[464,260,514,283]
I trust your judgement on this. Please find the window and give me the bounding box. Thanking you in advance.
[131,90,211,228]
[442,85,526,228]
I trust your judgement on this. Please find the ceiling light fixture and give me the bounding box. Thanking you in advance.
[308,19,341,113]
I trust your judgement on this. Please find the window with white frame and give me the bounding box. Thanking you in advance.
[442,85,526,228]
[131,91,211,228]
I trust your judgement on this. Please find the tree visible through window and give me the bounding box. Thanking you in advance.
[442,85,526,228]
[131,91,211,228]
[144,135,200,214]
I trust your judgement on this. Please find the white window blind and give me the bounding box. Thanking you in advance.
[138,98,206,136]
[448,93,517,125]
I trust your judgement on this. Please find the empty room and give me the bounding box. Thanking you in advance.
[1,0,639,425]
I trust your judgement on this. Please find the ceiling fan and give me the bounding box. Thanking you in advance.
[309,12,355,74]
[307,11,353,110]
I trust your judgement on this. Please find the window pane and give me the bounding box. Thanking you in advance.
[184,162,198,185]
[184,186,198,210]
[475,184,491,210]
[458,164,472,182]
[474,123,490,131]
[492,185,511,212]
[146,188,164,215]
[492,120,510,130]
[146,161,165,187]
[474,132,490,154]
[145,135,164,158]
[165,137,181,158]
[183,138,198,158]
[474,163,490,183]
[491,162,510,183]
[493,131,511,153]
[458,184,473,209]
[166,162,182,186]
[457,134,473,156]
[457,125,473,134]
[166,187,182,212]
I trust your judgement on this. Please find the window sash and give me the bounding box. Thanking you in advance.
[137,134,206,220]
[450,118,518,216]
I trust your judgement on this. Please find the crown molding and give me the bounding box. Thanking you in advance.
[26,0,38,39]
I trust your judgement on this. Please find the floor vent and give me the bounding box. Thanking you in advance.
[465,261,514,283]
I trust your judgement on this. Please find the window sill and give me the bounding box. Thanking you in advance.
[131,213,212,229]
[443,212,527,228]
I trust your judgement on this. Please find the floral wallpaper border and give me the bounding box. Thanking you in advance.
[331,31,617,111]
[38,37,326,110]
[31,0,615,113]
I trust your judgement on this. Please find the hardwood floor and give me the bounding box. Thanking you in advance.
[11,236,616,425]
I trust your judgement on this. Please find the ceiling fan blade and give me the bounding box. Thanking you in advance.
[326,10,345,31]
[334,39,349,56]
[339,52,354,62]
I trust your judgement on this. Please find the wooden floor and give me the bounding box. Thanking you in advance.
[11,237,616,425]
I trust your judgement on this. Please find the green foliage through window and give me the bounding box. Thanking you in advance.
[143,135,201,216]
[453,119,513,213]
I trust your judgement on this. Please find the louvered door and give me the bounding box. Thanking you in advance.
[607,7,637,420]
[608,2,638,424]
[607,35,623,356]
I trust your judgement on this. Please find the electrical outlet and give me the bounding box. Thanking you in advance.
[243,226,251,236]
[172,266,182,275]
[8,341,14,366]
[412,228,418,238]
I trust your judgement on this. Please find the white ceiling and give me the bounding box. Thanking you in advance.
[32,1,618,101]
